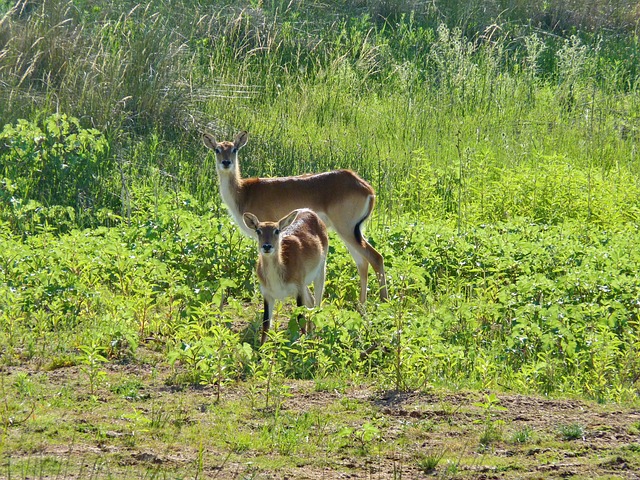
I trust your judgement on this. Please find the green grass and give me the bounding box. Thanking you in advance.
[1,205,638,400]
[3,365,638,479]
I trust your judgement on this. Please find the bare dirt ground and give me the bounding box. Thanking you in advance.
[275,384,640,480]
[2,361,640,479]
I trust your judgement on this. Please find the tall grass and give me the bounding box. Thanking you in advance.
[1,0,639,227]
[0,0,193,137]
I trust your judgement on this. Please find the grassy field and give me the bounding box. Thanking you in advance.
[1,0,640,478]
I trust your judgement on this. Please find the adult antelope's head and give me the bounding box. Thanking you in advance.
[202,131,248,173]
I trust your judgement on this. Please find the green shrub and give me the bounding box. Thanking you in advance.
[0,114,115,232]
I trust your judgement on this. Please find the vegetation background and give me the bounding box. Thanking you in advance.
[1,0,639,477]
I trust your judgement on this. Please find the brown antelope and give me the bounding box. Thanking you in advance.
[243,209,328,344]
[202,131,388,304]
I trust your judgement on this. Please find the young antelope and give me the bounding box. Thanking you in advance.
[243,208,328,345]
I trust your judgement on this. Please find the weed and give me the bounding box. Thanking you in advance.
[474,393,507,450]
[149,404,174,430]
[168,323,248,400]
[0,374,35,428]
[252,325,291,412]
[338,422,381,456]
[77,342,108,397]
[510,426,534,444]
[0,114,113,232]
[416,449,447,473]
[111,379,146,401]
[12,372,35,398]
[558,423,586,441]
[444,459,460,476]
[314,376,346,393]
[340,397,362,412]
[261,411,316,456]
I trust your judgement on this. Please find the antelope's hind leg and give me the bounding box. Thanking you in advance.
[296,287,315,335]
[313,260,327,307]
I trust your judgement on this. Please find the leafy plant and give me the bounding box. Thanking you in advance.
[0,114,113,232]
[253,325,291,411]
[77,342,108,397]
[338,422,381,456]
[168,323,250,399]
[473,393,507,450]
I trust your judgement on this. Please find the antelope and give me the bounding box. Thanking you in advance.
[243,209,328,344]
[202,131,388,304]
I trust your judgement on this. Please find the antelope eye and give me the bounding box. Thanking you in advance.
[255,229,262,235]
[214,148,221,154]
[232,147,238,153]
[274,229,280,235]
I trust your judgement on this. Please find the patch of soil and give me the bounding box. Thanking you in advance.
[3,361,640,479]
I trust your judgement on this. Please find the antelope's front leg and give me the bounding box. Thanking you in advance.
[261,297,273,345]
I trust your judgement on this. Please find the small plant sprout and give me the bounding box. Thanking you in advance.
[243,209,329,345]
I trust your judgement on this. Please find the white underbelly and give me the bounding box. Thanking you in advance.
[261,281,299,302]
[259,261,323,301]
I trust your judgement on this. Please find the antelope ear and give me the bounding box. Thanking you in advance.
[243,212,259,230]
[234,131,248,149]
[278,210,299,230]
[202,133,218,150]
